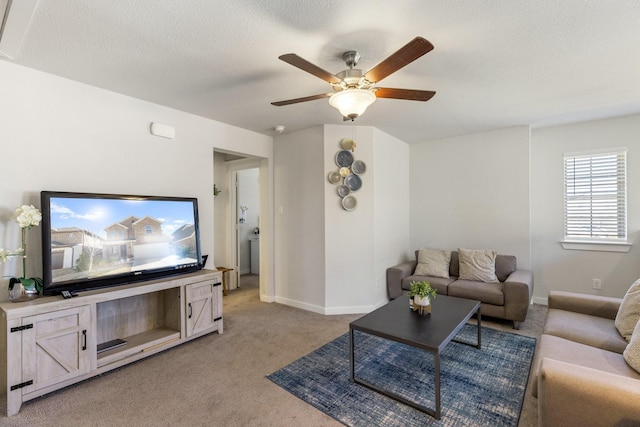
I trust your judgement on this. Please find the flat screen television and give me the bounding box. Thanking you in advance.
[41,191,203,296]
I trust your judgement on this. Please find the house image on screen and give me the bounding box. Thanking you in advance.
[50,227,103,270]
[172,224,197,259]
[103,216,170,265]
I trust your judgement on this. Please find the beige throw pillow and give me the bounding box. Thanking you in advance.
[615,278,640,341]
[623,319,640,373]
[414,248,451,279]
[458,248,498,283]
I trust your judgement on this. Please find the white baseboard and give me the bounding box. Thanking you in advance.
[532,296,548,306]
[273,296,388,315]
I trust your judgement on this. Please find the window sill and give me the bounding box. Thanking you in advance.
[560,240,632,253]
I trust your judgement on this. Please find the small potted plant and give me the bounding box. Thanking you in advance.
[409,280,437,314]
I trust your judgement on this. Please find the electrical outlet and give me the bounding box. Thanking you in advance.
[592,278,602,290]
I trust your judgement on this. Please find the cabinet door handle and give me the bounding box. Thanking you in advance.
[188,303,192,319]
[82,330,87,351]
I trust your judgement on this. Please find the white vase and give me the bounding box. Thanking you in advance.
[413,295,430,306]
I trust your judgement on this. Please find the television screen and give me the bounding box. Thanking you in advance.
[41,191,202,295]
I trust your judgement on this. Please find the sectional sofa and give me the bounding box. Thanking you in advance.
[532,290,640,426]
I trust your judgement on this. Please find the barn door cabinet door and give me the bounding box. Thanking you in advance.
[185,280,222,337]
[21,305,93,394]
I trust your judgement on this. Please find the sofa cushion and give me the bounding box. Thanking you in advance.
[544,308,627,354]
[401,275,455,296]
[615,278,640,341]
[458,248,498,283]
[531,334,640,398]
[413,248,451,278]
[624,320,640,373]
[495,254,516,282]
[448,279,504,305]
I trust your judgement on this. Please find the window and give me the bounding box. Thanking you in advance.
[564,150,627,242]
[145,225,153,234]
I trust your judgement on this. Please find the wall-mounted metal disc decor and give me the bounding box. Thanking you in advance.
[345,174,362,192]
[328,171,341,184]
[335,150,354,168]
[342,195,357,211]
[340,138,357,151]
[326,138,367,211]
[351,160,366,175]
[337,185,351,198]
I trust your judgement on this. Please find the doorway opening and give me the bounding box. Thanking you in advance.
[213,150,264,301]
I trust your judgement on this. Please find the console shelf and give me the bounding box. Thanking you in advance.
[97,327,181,367]
[0,269,222,417]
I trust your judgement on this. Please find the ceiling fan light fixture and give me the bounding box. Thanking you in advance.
[329,89,376,120]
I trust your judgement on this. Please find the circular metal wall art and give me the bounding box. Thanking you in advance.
[337,185,351,198]
[345,174,362,191]
[340,138,356,151]
[335,150,354,168]
[342,195,357,211]
[328,171,341,184]
[351,160,366,175]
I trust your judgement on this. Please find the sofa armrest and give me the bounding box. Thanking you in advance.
[538,358,640,427]
[548,291,622,320]
[386,261,416,299]
[502,269,533,322]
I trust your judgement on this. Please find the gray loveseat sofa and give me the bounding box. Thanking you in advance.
[531,291,640,426]
[386,250,533,328]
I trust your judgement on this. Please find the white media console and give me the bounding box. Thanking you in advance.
[0,269,223,417]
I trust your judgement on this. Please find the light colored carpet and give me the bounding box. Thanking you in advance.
[2,274,546,426]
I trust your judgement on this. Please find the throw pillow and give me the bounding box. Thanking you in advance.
[458,248,498,283]
[414,248,451,278]
[623,319,640,373]
[615,278,640,341]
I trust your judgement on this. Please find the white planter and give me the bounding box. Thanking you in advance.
[413,295,430,306]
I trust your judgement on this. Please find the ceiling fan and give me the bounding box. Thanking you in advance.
[271,36,436,120]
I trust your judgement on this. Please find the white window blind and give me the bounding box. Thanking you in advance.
[564,151,626,240]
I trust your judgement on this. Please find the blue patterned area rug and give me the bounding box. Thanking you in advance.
[268,324,536,427]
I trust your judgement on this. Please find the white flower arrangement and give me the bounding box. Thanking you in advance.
[1,205,43,294]
[15,204,42,228]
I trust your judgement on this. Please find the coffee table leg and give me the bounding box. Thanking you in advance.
[349,328,355,381]
[477,308,482,349]
[434,352,441,419]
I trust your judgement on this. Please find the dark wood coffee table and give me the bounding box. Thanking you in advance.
[349,295,481,419]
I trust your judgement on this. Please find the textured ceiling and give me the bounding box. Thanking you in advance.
[3,0,640,143]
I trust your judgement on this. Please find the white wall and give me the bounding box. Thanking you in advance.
[273,126,326,310]
[409,126,532,269]
[273,124,410,314]
[531,114,640,302]
[213,153,230,269]
[0,61,273,302]
[323,125,376,312]
[372,128,411,302]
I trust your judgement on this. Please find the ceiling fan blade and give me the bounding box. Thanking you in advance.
[375,87,436,101]
[271,93,332,106]
[279,54,342,84]
[364,37,434,83]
